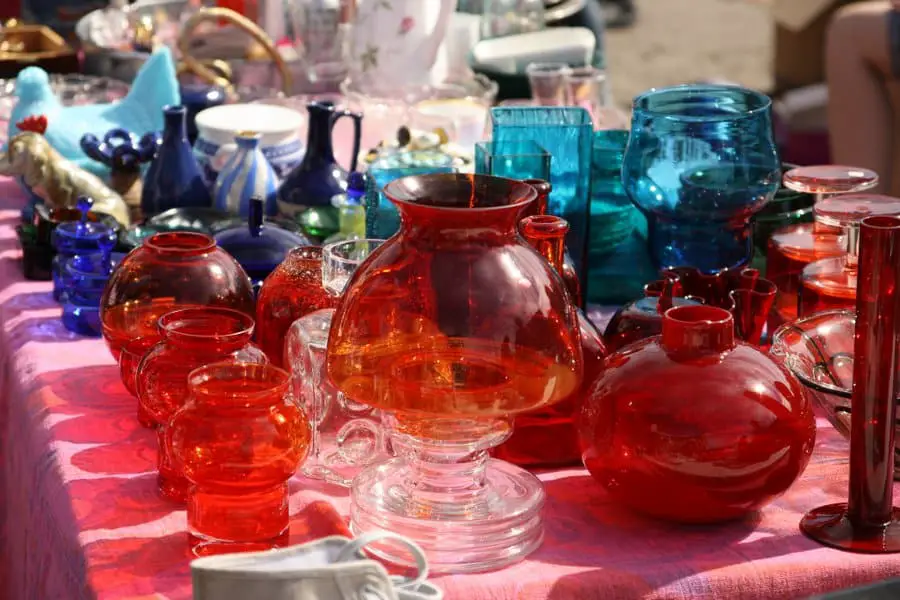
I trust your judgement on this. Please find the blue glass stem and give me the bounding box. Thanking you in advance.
[648,216,753,274]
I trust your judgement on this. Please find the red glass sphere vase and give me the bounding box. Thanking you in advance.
[99,232,255,427]
[580,305,816,523]
[169,362,310,555]
[136,307,267,501]
[256,246,339,368]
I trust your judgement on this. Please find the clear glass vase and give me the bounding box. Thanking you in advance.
[285,238,388,487]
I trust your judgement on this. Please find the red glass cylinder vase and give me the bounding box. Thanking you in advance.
[136,307,267,501]
[169,362,311,554]
[100,232,255,427]
[580,304,816,523]
[800,215,900,552]
[255,246,339,368]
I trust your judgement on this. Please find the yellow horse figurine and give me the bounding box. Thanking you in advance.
[0,129,131,228]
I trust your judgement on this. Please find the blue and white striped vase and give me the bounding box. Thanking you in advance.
[214,131,279,217]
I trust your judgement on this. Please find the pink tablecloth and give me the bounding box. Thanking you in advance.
[3,178,900,600]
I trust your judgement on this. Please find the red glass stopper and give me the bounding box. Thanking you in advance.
[783,165,878,195]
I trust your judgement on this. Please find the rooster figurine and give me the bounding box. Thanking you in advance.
[0,115,131,227]
[7,47,179,177]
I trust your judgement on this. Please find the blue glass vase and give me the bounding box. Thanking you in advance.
[214,132,280,217]
[50,198,118,303]
[62,252,123,337]
[474,140,551,181]
[489,106,593,291]
[141,105,213,218]
[277,101,362,217]
[622,85,781,273]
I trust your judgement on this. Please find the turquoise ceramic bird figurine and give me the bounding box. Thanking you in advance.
[8,47,180,177]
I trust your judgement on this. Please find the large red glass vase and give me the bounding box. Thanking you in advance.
[169,362,311,555]
[255,246,339,368]
[494,215,607,467]
[326,174,583,573]
[136,307,267,501]
[100,232,255,426]
[580,304,816,523]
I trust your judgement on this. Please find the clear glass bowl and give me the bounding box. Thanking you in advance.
[769,308,900,477]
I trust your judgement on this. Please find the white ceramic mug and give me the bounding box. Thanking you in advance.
[194,103,305,185]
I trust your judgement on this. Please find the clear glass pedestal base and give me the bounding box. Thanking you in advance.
[350,456,545,574]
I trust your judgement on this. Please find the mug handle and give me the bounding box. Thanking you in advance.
[330,110,363,173]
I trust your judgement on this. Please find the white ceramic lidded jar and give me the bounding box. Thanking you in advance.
[194,103,305,185]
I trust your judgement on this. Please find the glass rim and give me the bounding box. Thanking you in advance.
[525,62,572,76]
[158,306,256,341]
[145,231,216,255]
[383,173,537,213]
[322,239,387,267]
[187,361,291,401]
[475,139,550,158]
[770,309,855,399]
[631,84,772,122]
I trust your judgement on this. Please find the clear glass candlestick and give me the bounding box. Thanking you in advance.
[285,239,387,486]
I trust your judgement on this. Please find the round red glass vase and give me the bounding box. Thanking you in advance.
[255,246,339,368]
[169,362,311,554]
[99,232,255,426]
[136,307,267,501]
[579,305,816,523]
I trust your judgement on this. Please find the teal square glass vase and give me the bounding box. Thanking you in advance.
[490,106,593,292]
[474,140,552,182]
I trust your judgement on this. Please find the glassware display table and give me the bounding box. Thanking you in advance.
[2,178,900,599]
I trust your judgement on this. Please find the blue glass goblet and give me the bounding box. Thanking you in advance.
[622,85,780,273]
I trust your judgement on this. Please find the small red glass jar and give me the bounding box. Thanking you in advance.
[136,307,267,501]
[100,232,255,426]
[255,246,339,368]
[169,362,310,554]
[494,215,607,467]
[580,305,816,523]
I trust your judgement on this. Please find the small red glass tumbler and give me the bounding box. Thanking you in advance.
[169,362,311,554]
[800,215,900,553]
[580,304,816,523]
[136,307,267,502]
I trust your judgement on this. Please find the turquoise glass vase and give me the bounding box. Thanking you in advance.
[489,106,593,293]
[587,129,656,304]
[621,85,780,273]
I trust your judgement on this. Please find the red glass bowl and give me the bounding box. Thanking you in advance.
[581,305,817,523]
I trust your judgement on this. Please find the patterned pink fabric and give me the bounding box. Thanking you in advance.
[1,178,900,599]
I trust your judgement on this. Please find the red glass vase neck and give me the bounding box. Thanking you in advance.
[520,215,567,273]
[387,173,537,234]
[188,362,291,408]
[159,307,255,355]
[661,305,736,356]
[522,179,550,219]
